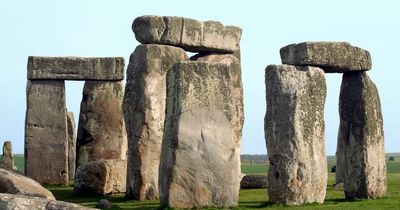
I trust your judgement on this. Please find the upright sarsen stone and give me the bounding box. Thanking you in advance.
[264,64,327,205]
[25,80,68,185]
[67,112,76,181]
[160,61,241,208]
[338,72,386,199]
[76,81,127,166]
[123,44,188,200]
[0,141,17,171]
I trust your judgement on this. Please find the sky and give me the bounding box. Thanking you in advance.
[0,0,399,155]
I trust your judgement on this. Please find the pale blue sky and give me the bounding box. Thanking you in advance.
[0,0,399,155]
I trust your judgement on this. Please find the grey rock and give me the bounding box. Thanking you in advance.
[28,56,124,80]
[74,159,126,195]
[25,80,68,185]
[0,141,16,171]
[264,64,327,205]
[67,111,76,181]
[240,175,268,189]
[0,193,97,210]
[132,15,241,53]
[280,42,372,73]
[334,182,344,190]
[0,169,55,200]
[335,134,345,185]
[160,61,241,208]
[339,72,386,199]
[76,81,127,167]
[97,199,113,209]
[123,44,188,200]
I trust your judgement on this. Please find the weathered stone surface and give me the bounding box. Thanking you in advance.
[76,81,127,167]
[123,44,188,200]
[0,169,55,200]
[132,15,241,53]
[25,80,68,185]
[160,61,241,208]
[67,111,76,181]
[335,134,345,185]
[0,193,97,210]
[97,199,113,209]
[28,56,124,80]
[338,72,386,199]
[264,64,327,205]
[280,42,372,73]
[240,175,268,189]
[0,141,16,171]
[74,159,126,195]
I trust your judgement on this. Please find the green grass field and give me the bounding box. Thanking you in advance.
[42,161,400,209]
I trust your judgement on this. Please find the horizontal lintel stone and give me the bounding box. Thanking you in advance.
[28,56,125,80]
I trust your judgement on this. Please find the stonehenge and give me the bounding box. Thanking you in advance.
[0,141,17,171]
[67,112,76,181]
[265,41,385,204]
[25,56,127,187]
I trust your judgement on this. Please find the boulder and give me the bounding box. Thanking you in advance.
[67,111,76,181]
[132,15,241,53]
[338,72,386,199]
[0,193,97,210]
[97,199,112,209]
[0,141,16,171]
[264,64,327,205]
[160,61,241,208]
[280,42,372,73]
[240,175,268,189]
[0,168,55,200]
[25,80,68,185]
[123,44,188,200]
[74,159,126,195]
[76,81,127,167]
[28,56,124,80]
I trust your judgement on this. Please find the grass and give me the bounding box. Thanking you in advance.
[14,154,24,172]
[44,161,400,209]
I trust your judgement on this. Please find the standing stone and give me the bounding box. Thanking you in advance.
[335,134,345,185]
[264,64,327,205]
[132,16,242,53]
[76,81,127,167]
[280,42,372,73]
[160,61,241,208]
[338,72,386,199]
[25,80,68,185]
[67,112,76,181]
[123,44,188,200]
[0,141,16,171]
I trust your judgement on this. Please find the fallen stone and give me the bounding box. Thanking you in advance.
[76,81,127,167]
[264,64,327,205]
[240,175,268,189]
[74,159,126,195]
[25,80,68,185]
[132,15,241,53]
[28,56,124,80]
[0,168,55,200]
[123,44,188,200]
[338,72,386,199]
[67,111,76,181]
[280,42,372,73]
[0,193,97,210]
[160,61,241,208]
[97,199,113,209]
[0,141,16,171]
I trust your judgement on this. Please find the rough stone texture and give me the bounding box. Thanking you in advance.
[0,141,16,171]
[25,80,68,185]
[264,64,327,205]
[74,159,126,195]
[132,15,241,53]
[123,44,188,200]
[240,175,268,189]
[338,72,386,199]
[335,134,345,185]
[280,42,372,73]
[0,193,98,210]
[0,169,55,200]
[160,61,242,208]
[28,56,125,80]
[97,199,113,209]
[67,111,76,181]
[76,81,127,167]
